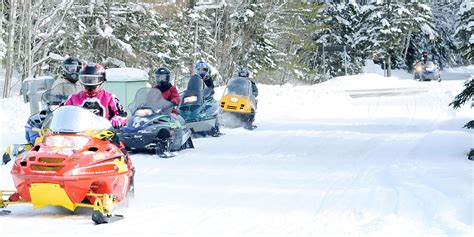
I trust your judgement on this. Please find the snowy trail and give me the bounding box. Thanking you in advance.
[0,72,473,236]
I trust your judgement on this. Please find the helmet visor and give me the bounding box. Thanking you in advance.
[238,71,248,77]
[197,67,209,73]
[79,75,103,86]
[64,63,79,73]
[156,74,168,82]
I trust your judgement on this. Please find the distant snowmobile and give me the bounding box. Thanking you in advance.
[414,61,441,82]
[219,77,258,130]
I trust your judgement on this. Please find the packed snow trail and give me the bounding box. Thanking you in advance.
[0,72,472,237]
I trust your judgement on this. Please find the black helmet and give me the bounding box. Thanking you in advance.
[422,51,429,60]
[238,67,249,77]
[62,57,82,83]
[78,63,106,97]
[155,67,171,85]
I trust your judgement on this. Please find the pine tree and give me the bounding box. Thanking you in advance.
[363,2,435,74]
[0,6,5,61]
[454,0,473,64]
[280,2,325,84]
[312,2,364,78]
[428,1,462,69]
[401,2,437,70]
[451,0,473,130]
[224,1,281,82]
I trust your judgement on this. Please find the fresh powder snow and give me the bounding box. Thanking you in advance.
[0,67,472,237]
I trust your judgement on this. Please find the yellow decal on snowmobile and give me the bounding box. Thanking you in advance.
[4,146,10,156]
[32,128,45,146]
[114,157,128,173]
[29,183,76,211]
[84,129,115,140]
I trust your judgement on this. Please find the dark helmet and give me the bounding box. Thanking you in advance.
[422,51,429,60]
[238,67,249,77]
[195,60,210,78]
[78,63,106,97]
[62,57,82,83]
[155,67,171,85]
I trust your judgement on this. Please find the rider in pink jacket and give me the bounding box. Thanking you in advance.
[64,63,128,127]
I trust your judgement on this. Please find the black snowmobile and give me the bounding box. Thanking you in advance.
[178,75,221,137]
[118,87,194,158]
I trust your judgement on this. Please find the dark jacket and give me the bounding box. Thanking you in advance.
[202,75,214,89]
[250,80,258,97]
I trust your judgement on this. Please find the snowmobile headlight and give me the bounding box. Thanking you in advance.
[415,66,422,72]
[44,135,89,150]
[184,96,198,103]
[134,108,153,117]
[230,97,239,103]
[425,67,433,71]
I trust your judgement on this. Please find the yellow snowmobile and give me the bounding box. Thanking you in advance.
[219,77,257,129]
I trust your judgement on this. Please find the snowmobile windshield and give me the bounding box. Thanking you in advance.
[223,77,251,97]
[182,75,203,104]
[41,83,76,105]
[43,106,112,133]
[425,61,435,67]
[128,88,173,115]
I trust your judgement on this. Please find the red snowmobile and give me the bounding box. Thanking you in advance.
[0,106,134,224]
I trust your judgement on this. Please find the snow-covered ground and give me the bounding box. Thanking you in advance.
[0,68,473,237]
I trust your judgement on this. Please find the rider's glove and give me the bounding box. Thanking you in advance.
[111,116,128,128]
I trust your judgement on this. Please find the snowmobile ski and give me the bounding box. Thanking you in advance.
[2,146,11,165]
[92,210,124,224]
[157,152,176,158]
[0,210,11,215]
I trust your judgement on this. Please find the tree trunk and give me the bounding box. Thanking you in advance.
[16,0,25,79]
[3,0,17,98]
[106,0,111,58]
[386,55,391,77]
[403,29,412,61]
[25,0,32,77]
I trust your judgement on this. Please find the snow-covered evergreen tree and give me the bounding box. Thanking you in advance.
[0,5,5,61]
[363,1,435,74]
[427,1,462,69]
[312,2,364,78]
[400,2,437,69]
[278,2,324,84]
[454,0,473,63]
[227,2,280,80]
[451,0,473,130]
